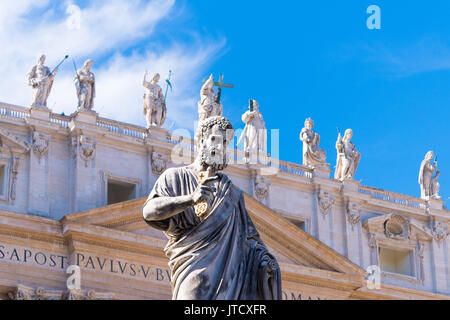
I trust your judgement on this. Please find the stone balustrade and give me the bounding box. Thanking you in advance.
[358,185,427,209]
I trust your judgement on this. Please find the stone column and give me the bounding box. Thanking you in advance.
[429,218,449,293]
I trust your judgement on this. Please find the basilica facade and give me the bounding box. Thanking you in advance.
[0,98,448,300]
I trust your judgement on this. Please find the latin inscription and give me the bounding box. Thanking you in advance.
[0,243,171,283]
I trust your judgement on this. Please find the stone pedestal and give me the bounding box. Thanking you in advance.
[70,109,98,125]
[29,107,51,121]
[311,165,331,179]
[342,179,360,193]
[148,126,169,142]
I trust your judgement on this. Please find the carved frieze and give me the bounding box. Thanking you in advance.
[430,218,449,243]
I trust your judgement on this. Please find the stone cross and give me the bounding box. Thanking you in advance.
[203,74,234,103]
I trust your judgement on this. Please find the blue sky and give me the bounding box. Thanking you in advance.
[0,0,449,206]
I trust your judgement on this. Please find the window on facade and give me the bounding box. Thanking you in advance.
[107,180,136,205]
[379,247,413,276]
[0,165,5,196]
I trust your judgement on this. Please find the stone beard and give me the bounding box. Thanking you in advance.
[143,116,281,300]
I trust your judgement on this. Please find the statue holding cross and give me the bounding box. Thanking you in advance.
[197,74,233,121]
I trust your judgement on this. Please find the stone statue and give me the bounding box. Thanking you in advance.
[142,71,166,128]
[418,151,441,200]
[143,116,281,300]
[334,129,361,181]
[239,100,267,163]
[27,54,58,109]
[74,59,95,111]
[197,74,222,121]
[300,118,327,167]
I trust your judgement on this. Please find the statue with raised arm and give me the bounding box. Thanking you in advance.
[198,74,223,121]
[418,151,441,200]
[27,54,58,109]
[334,129,361,181]
[300,118,327,167]
[239,99,267,164]
[143,116,281,300]
[142,71,166,128]
[74,59,95,111]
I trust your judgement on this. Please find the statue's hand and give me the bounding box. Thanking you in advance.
[191,176,218,204]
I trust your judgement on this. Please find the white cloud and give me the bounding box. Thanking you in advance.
[0,0,226,131]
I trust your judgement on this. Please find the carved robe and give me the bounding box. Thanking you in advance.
[300,128,326,167]
[75,69,95,110]
[144,166,281,300]
[241,110,267,158]
[27,64,55,108]
[143,81,166,128]
[335,139,360,180]
[198,79,222,121]
[418,160,440,199]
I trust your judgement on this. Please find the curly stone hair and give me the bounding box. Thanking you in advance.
[194,116,234,147]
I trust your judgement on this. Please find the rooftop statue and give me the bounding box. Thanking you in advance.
[142,71,166,128]
[238,99,267,164]
[143,116,281,300]
[74,59,95,111]
[27,54,58,109]
[334,128,360,181]
[300,117,327,167]
[419,151,441,200]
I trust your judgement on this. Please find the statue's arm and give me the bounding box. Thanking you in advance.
[143,195,195,221]
[143,181,215,221]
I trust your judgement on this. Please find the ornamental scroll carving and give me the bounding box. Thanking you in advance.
[151,151,168,176]
[346,202,361,227]
[254,175,270,202]
[317,189,334,216]
[8,284,113,300]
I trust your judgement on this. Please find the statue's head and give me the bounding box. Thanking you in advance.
[83,59,93,71]
[344,129,353,141]
[304,118,314,129]
[425,150,434,161]
[194,116,234,171]
[37,54,46,65]
[151,73,160,84]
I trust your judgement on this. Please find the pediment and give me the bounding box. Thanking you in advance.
[0,127,30,154]
[363,213,433,242]
[63,193,366,277]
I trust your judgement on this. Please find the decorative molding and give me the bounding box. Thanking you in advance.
[8,284,63,300]
[317,189,334,217]
[384,214,410,240]
[31,131,49,162]
[254,175,270,202]
[346,202,361,227]
[8,284,113,300]
[417,241,425,284]
[151,151,168,176]
[430,218,449,243]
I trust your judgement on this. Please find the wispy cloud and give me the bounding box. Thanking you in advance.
[340,37,450,78]
[0,0,226,130]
